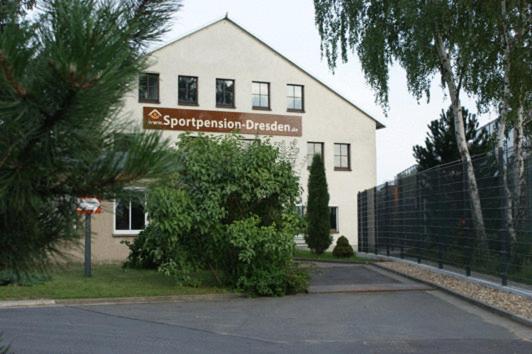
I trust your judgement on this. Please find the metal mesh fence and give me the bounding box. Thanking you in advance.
[358,147,532,286]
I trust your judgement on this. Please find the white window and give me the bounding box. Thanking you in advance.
[252,81,270,109]
[334,143,351,170]
[114,195,147,235]
[287,84,304,111]
[307,142,324,164]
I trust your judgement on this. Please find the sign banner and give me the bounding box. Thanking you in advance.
[76,197,102,215]
[143,107,302,137]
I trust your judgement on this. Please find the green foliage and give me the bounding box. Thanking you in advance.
[413,106,493,171]
[305,154,331,254]
[0,0,180,279]
[0,264,226,300]
[332,236,354,258]
[125,135,307,296]
[228,216,308,296]
[314,1,529,119]
[123,186,196,284]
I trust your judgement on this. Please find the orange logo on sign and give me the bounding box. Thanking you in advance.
[148,109,163,121]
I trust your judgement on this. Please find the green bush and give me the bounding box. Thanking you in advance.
[332,236,355,258]
[124,135,307,296]
[228,216,308,296]
[305,154,332,254]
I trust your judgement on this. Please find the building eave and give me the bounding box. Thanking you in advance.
[149,16,385,130]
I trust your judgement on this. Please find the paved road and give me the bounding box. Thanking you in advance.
[1,265,531,353]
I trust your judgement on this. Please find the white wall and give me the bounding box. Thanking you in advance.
[92,19,377,261]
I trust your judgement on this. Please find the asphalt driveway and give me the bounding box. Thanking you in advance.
[1,264,531,353]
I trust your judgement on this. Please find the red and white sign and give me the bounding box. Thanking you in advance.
[76,197,102,214]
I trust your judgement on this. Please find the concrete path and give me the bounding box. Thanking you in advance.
[1,264,531,353]
[307,262,433,293]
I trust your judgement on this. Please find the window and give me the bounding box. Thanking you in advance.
[138,73,159,103]
[216,79,235,108]
[330,207,338,233]
[307,142,324,164]
[178,76,198,105]
[240,138,259,148]
[296,205,306,218]
[287,84,304,112]
[252,81,270,109]
[114,195,146,234]
[334,143,351,170]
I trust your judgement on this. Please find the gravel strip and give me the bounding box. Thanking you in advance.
[378,261,532,321]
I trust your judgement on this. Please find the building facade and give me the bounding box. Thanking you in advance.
[78,17,383,262]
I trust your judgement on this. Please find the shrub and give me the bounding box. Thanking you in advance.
[124,135,307,296]
[305,154,332,254]
[332,236,355,258]
[228,216,308,296]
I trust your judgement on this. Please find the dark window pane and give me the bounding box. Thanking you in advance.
[131,199,145,230]
[115,199,130,230]
[330,207,337,231]
[178,76,198,104]
[139,73,159,101]
[216,79,235,107]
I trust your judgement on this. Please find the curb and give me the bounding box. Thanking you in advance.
[372,263,532,328]
[294,257,373,265]
[0,293,240,309]
[357,252,532,299]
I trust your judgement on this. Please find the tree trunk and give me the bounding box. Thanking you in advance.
[512,105,527,225]
[499,0,521,239]
[435,33,488,246]
[496,118,517,242]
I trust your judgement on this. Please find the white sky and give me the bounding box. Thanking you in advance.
[160,0,496,184]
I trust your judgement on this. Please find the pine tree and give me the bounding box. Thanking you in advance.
[305,154,331,254]
[413,106,493,171]
[0,0,181,279]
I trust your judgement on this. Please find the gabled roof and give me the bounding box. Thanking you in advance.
[150,15,385,129]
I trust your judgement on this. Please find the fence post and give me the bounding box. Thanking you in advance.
[437,167,444,269]
[498,147,510,286]
[416,174,422,263]
[374,188,379,255]
[357,192,362,253]
[385,182,391,257]
[399,180,404,259]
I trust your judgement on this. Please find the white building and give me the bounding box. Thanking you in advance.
[85,16,384,262]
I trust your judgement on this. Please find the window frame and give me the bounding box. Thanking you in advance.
[329,206,339,233]
[178,75,199,106]
[334,143,351,171]
[287,84,305,113]
[138,72,160,103]
[113,194,148,236]
[251,81,271,110]
[307,141,324,165]
[216,78,236,108]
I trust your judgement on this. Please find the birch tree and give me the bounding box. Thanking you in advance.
[461,1,530,231]
[314,0,488,244]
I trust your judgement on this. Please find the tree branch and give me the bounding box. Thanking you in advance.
[0,51,27,97]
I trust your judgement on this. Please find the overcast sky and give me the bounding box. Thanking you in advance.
[160,0,496,184]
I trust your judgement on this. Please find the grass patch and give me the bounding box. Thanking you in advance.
[294,249,373,263]
[0,264,228,301]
